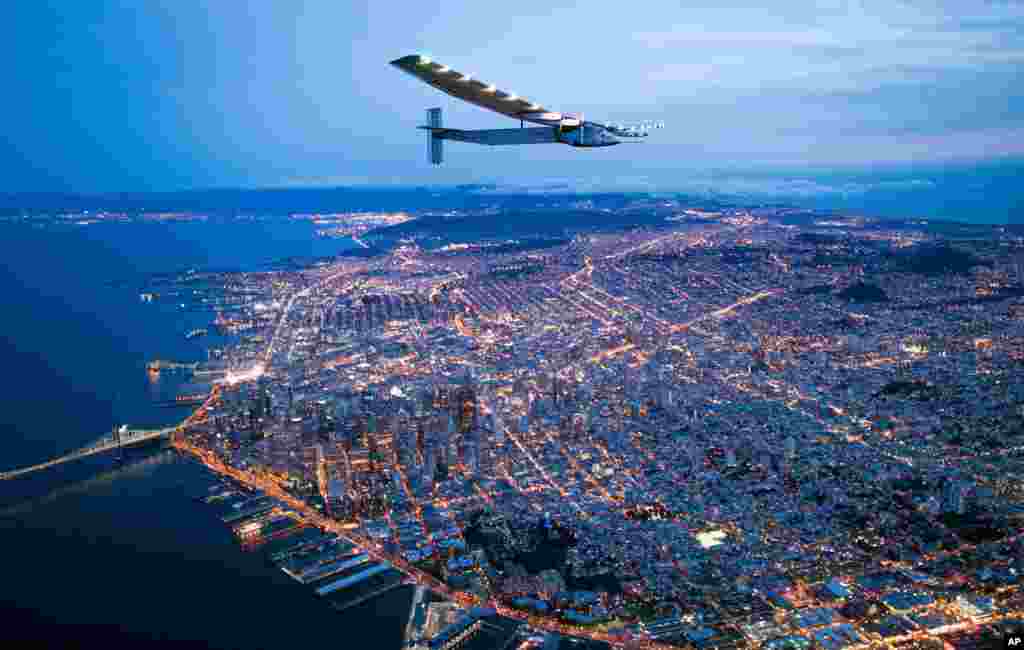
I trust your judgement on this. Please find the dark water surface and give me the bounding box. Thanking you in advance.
[0,222,409,648]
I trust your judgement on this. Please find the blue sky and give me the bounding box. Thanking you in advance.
[5,1,1023,193]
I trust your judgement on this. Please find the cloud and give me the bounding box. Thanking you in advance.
[635,2,1024,95]
[454,174,940,198]
[668,176,938,197]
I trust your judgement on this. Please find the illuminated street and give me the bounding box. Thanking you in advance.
[157,208,1024,649]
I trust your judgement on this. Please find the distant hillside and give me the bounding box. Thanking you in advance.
[837,281,888,302]
[796,232,844,245]
[798,284,834,295]
[365,209,671,247]
[888,244,990,276]
[0,188,726,217]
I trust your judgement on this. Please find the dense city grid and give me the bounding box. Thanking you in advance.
[170,206,1024,650]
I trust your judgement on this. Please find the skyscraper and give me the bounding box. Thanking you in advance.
[783,435,797,462]
[942,479,967,515]
[452,384,477,434]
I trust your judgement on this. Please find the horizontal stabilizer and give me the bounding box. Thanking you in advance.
[419,126,558,146]
[426,107,443,164]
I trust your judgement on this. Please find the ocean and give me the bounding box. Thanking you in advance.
[0,220,409,649]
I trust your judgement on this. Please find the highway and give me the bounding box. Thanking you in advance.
[0,426,176,481]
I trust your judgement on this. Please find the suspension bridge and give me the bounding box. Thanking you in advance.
[0,425,178,481]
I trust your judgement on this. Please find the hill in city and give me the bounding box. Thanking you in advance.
[837,281,889,302]
[889,244,990,276]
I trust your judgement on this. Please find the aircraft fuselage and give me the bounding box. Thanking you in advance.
[557,122,620,147]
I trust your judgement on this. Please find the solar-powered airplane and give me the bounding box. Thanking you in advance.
[390,54,664,164]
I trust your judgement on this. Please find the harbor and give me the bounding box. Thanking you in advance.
[194,477,434,634]
[189,473,526,648]
[0,219,375,649]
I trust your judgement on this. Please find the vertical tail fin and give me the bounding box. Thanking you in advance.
[426,107,443,165]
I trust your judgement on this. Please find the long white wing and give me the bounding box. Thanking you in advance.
[390,54,567,125]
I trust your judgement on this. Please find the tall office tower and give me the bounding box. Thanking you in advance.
[479,435,496,475]
[556,415,569,440]
[783,435,797,462]
[434,383,450,411]
[611,426,628,453]
[416,423,426,458]
[493,413,505,446]
[689,440,704,471]
[452,384,477,434]
[417,386,431,417]
[571,413,585,439]
[482,384,497,408]
[466,443,481,477]
[478,411,492,448]
[577,382,593,404]
[396,427,416,470]
[513,375,528,402]
[662,385,677,410]
[941,478,968,515]
[462,427,481,476]
[725,446,737,468]
[425,425,442,473]
[335,417,356,449]
[445,414,459,466]
[420,448,436,491]
[644,361,659,397]
[529,394,543,419]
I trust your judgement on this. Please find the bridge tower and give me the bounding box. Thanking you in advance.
[112,423,124,462]
[112,392,125,463]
